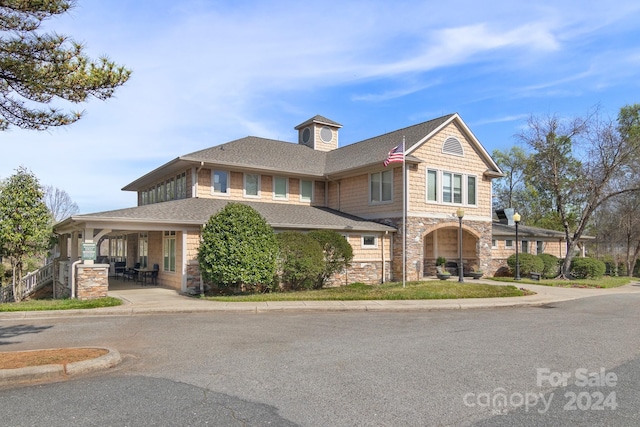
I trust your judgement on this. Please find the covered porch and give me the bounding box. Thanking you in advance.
[53,216,202,297]
[423,225,481,277]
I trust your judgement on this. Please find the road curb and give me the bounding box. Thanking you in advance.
[0,347,121,387]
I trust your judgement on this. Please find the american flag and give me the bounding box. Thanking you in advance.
[383,142,404,166]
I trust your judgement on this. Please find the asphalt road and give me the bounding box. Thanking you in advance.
[1,294,639,426]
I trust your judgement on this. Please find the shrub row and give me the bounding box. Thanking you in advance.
[506,253,606,279]
[198,203,353,293]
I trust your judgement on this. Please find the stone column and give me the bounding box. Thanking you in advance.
[75,264,109,300]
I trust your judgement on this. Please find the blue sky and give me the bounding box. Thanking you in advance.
[2,0,639,214]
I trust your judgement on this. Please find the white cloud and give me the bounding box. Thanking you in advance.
[1,0,640,213]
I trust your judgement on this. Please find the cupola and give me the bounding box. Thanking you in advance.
[294,115,342,152]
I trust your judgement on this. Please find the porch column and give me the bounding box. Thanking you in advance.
[83,227,95,265]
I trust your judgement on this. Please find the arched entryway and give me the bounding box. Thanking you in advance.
[423,224,480,276]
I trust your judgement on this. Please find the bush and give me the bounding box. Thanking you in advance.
[308,230,353,289]
[507,253,544,277]
[198,203,278,293]
[537,253,559,279]
[570,257,606,279]
[276,232,324,291]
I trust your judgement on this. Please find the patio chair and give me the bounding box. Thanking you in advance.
[114,261,127,279]
[123,263,140,282]
[150,264,159,286]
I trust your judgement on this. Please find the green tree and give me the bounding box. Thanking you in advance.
[198,203,277,292]
[276,231,324,291]
[308,230,353,288]
[0,1,131,130]
[491,146,529,210]
[518,106,640,278]
[0,167,54,301]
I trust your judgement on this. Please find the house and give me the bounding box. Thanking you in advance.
[54,113,511,298]
[491,208,593,273]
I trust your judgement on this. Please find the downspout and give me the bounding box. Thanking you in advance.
[70,259,82,299]
[194,162,204,198]
[382,231,387,283]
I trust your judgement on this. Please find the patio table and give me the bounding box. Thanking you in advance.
[135,268,157,286]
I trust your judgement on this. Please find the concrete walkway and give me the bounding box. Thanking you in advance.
[2,278,639,319]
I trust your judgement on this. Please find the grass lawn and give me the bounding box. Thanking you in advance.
[489,276,632,288]
[203,281,530,302]
[0,297,122,312]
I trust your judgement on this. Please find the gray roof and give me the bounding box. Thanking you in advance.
[181,136,327,176]
[492,222,594,241]
[68,198,395,232]
[295,115,343,129]
[180,114,455,178]
[123,113,501,190]
[325,114,454,174]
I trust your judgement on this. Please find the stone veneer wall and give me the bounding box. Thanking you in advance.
[76,264,109,300]
[384,216,493,282]
[188,259,390,291]
[324,260,392,287]
[186,261,200,290]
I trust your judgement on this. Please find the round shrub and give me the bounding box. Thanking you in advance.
[537,253,559,279]
[570,257,606,279]
[198,203,278,293]
[276,231,324,291]
[507,253,544,277]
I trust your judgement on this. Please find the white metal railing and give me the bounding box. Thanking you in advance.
[21,262,54,298]
[0,263,54,302]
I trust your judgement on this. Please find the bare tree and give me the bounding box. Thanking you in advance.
[43,185,79,222]
[519,105,640,278]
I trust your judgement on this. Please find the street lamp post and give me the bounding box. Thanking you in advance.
[457,208,464,282]
[513,212,521,280]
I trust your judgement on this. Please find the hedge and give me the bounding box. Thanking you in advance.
[506,253,544,277]
[570,257,606,279]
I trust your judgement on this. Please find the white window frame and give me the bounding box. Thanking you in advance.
[273,176,288,200]
[243,173,260,198]
[369,170,393,204]
[300,179,313,202]
[427,169,438,202]
[138,233,148,268]
[427,169,478,207]
[163,231,176,272]
[505,240,513,248]
[362,235,378,248]
[212,170,230,195]
[467,175,477,205]
[491,239,497,249]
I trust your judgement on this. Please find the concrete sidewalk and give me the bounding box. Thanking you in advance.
[1,279,639,319]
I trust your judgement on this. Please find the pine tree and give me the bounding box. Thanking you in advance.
[0,1,131,130]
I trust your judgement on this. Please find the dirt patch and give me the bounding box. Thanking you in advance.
[0,348,108,369]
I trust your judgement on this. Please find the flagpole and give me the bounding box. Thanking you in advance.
[402,136,406,288]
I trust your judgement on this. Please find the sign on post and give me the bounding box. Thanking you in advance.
[82,243,97,261]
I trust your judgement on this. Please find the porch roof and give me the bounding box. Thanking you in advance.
[54,198,396,234]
